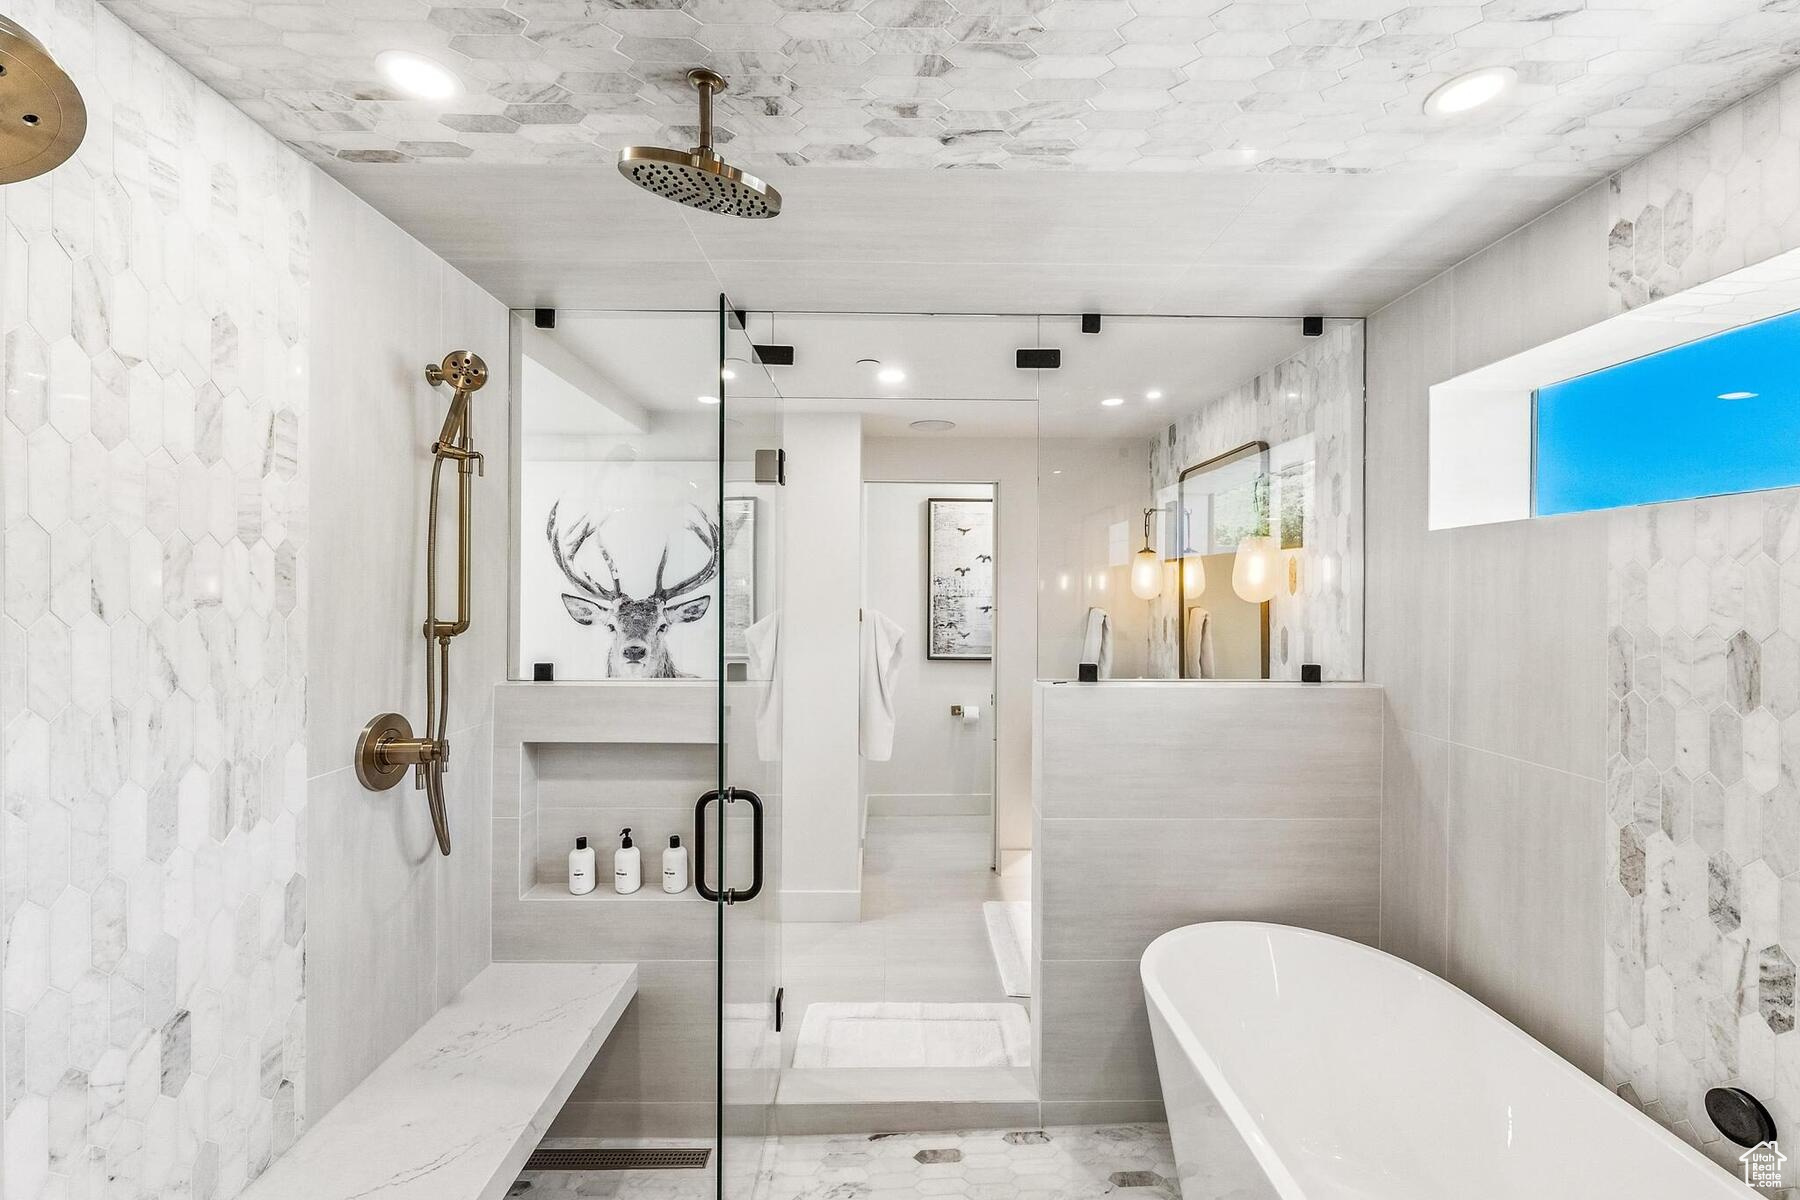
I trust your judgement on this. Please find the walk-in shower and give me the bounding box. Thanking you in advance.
[354,350,488,855]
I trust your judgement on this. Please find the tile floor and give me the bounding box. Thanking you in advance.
[511,1124,1180,1200]
[780,815,1025,1069]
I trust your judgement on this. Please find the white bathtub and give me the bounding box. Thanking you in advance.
[1142,922,1752,1199]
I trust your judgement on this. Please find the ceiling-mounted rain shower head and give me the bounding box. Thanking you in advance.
[618,68,782,219]
[0,16,85,185]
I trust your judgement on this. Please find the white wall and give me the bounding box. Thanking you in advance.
[778,414,864,920]
[861,482,995,816]
[863,437,1037,855]
[303,176,509,1116]
[1370,171,1615,1083]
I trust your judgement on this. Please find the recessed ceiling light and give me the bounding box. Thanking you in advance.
[909,419,955,432]
[1101,397,1124,408]
[1423,66,1516,118]
[698,394,719,405]
[376,50,461,101]
[1145,389,1163,401]
[878,366,907,384]
[1719,391,1759,400]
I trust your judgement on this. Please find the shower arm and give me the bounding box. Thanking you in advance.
[692,68,719,158]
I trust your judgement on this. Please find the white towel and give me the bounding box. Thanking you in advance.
[1184,606,1216,680]
[744,611,781,762]
[860,609,905,761]
[1080,607,1112,680]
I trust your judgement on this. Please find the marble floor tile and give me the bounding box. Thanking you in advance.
[513,1124,1179,1200]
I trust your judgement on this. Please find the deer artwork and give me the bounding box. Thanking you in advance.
[546,501,723,679]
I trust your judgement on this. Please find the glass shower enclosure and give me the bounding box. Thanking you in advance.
[713,297,786,1196]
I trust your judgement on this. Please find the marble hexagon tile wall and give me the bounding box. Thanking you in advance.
[1598,67,1800,1176]
[1607,71,1800,312]
[1603,492,1800,1171]
[0,1,311,1197]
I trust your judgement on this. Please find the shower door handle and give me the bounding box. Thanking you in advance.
[729,789,764,903]
[694,789,722,902]
[692,787,764,904]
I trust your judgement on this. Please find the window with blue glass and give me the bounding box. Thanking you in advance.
[1534,307,1800,516]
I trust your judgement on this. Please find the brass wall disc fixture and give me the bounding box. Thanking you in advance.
[0,17,86,185]
[355,712,424,791]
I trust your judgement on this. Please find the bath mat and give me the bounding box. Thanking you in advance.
[983,900,1032,998]
[792,1002,1031,1069]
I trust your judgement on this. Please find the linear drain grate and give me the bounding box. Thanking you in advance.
[524,1148,712,1172]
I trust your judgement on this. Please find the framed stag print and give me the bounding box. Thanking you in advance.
[520,461,722,681]
[927,497,994,661]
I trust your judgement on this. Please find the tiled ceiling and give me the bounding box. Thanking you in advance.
[100,0,1800,176]
[91,0,1800,316]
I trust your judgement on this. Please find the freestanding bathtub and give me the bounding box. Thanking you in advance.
[1142,922,1753,1198]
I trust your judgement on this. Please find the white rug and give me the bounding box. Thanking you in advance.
[791,1002,1031,1069]
[983,900,1032,998]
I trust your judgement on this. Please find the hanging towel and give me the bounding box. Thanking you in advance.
[745,611,782,762]
[1184,606,1216,680]
[860,609,905,761]
[1080,607,1113,680]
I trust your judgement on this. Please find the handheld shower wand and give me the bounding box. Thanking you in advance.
[354,350,488,856]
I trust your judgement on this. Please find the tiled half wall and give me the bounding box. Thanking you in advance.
[1032,681,1380,1124]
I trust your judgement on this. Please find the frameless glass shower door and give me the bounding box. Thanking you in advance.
[711,298,786,1196]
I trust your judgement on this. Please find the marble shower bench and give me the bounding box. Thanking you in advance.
[243,963,638,1200]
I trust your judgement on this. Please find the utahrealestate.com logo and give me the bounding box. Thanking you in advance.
[1741,1141,1787,1189]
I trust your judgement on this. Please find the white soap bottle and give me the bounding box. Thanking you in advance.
[613,828,641,895]
[662,834,689,894]
[568,836,595,896]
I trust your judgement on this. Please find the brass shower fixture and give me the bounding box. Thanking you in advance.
[355,350,488,856]
[0,17,86,184]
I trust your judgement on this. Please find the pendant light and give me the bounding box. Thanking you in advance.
[1182,555,1206,597]
[1232,535,1279,603]
[1130,508,1162,601]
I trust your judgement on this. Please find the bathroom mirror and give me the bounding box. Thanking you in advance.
[1170,441,1273,680]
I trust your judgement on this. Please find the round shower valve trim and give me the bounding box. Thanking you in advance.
[354,713,445,792]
